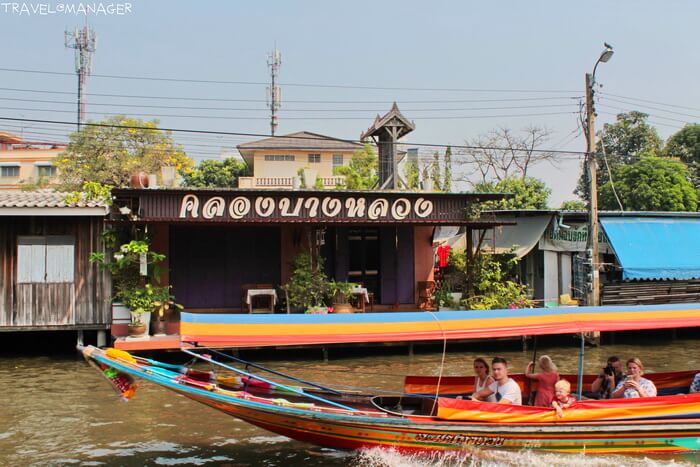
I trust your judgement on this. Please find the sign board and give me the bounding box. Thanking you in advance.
[539,223,611,254]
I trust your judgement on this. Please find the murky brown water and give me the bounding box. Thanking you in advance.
[2,335,700,466]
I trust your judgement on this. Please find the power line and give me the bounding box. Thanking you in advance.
[0,96,579,113]
[0,116,588,155]
[599,92,700,113]
[0,105,578,121]
[0,86,583,104]
[599,96,700,120]
[597,104,693,125]
[0,67,580,93]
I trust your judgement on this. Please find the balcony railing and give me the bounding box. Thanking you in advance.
[239,176,346,189]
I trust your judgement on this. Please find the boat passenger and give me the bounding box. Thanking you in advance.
[590,355,624,399]
[690,373,700,393]
[473,357,522,405]
[551,379,576,418]
[472,357,496,403]
[611,358,657,399]
[524,355,559,407]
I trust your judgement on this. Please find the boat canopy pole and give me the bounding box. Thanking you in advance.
[577,333,585,399]
[180,348,358,412]
[191,347,343,395]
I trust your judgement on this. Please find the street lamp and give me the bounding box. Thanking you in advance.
[585,43,614,307]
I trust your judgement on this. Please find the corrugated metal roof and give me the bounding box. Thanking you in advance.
[0,190,107,208]
[601,216,700,281]
[237,131,362,151]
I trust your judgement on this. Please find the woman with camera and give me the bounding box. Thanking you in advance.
[591,356,624,399]
[612,357,657,399]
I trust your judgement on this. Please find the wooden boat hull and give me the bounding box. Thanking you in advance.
[82,346,700,454]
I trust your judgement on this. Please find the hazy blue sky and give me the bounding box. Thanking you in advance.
[2,1,698,204]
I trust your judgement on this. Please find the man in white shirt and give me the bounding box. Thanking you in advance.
[472,357,522,405]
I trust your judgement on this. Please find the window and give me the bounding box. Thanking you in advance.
[308,154,321,163]
[17,236,75,283]
[332,154,343,168]
[37,165,57,177]
[264,154,295,162]
[0,166,19,177]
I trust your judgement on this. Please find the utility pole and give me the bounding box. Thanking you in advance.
[65,22,97,130]
[584,43,613,307]
[585,72,600,306]
[267,48,282,136]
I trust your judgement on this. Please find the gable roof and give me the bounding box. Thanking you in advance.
[361,102,415,140]
[237,131,363,167]
[0,190,108,216]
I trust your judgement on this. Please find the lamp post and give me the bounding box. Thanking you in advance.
[585,43,614,307]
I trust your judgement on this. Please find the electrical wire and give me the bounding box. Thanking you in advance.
[0,116,589,155]
[599,92,700,113]
[0,67,581,93]
[0,96,579,113]
[0,86,583,104]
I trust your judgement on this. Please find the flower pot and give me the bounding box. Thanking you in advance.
[161,166,176,187]
[128,323,147,337]
[148,173,159,189]
[450,292,463,304]
[151,319,167,336]
[111,302,131,338]
[292,175,302,190]
[333,303,354,314]
[302,168,317,188]
[130,172,149,189]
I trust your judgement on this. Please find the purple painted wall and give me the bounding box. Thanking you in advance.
[380,227,415,304]
[170,226,280,309]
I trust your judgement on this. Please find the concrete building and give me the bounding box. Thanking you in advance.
[0,131,65,190]
[236,131,363,189]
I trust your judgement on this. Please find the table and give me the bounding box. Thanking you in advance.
[246,289,277,314]
[350,287,370,312]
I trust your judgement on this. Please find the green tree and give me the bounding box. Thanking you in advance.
[560,200,586,211]
[599,155,697,211]
[431,151,442,191]
[665,123,700,189]
[474,176,551,210]
[403,160,420,190]
[334,144,378,190]
[181,158,248,188]
[443,146,452,192]
[56,116,193,190]
[577,111,663,200]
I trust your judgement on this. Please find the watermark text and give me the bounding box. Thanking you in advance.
[1,2,132,15]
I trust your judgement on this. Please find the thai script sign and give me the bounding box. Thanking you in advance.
[177,193,435,222]
[539,223,611,253]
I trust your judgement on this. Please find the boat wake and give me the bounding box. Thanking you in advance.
[353,447,696,467]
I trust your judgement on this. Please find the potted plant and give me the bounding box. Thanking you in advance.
[151,286,184,336]
[285,253,329,313]
[90,235,167,337]
[118,284,157,337]
[329,280,355,313]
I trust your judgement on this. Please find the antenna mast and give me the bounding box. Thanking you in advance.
[65,22,97,130]
[266,48,282,136]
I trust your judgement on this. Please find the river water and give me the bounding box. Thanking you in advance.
[2,334,700,466]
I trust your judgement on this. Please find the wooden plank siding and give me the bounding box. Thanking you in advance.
[0,216,111,330]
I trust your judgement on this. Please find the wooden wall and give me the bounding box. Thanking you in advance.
[0,216,111,330]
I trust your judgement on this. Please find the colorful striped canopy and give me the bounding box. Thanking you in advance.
[180,303,700,348]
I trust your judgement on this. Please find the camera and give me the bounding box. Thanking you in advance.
[603,363,615,376]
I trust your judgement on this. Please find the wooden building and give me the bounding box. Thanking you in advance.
[0,191,111,338]
[111,188,507,313]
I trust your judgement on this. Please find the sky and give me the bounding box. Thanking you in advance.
[1,0,699,205]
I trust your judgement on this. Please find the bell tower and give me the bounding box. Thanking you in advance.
[361,103,415,189]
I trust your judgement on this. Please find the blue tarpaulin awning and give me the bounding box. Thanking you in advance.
[600,216,700,281]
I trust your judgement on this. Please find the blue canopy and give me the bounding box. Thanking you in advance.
[600,216,700,280]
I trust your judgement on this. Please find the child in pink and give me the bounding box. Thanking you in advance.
[525,355,560,407]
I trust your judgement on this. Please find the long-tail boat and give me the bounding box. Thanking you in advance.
[82,303,700,454]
